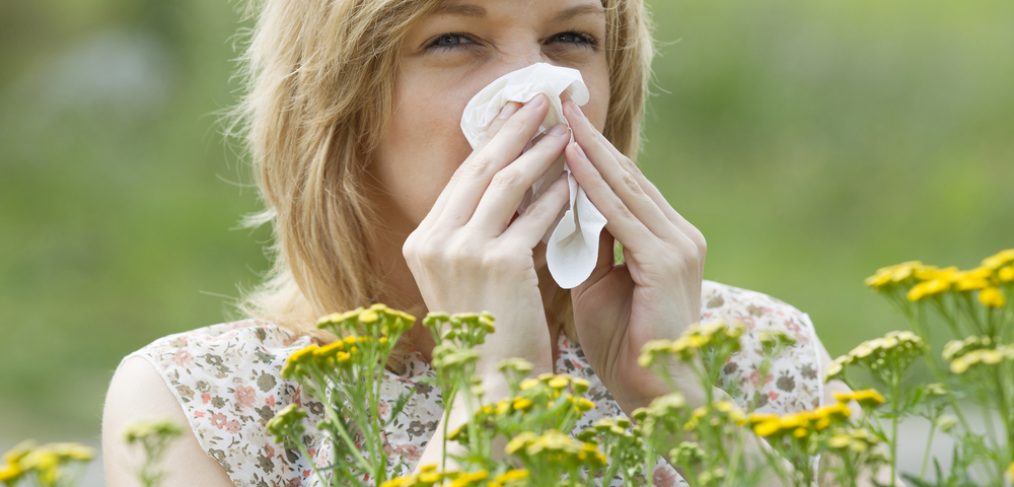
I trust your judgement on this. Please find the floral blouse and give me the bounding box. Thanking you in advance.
[121,279,825,486]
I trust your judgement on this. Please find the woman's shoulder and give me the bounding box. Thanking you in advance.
[700,279,818,347]
[699,279,825,412]
[115,319,322,486]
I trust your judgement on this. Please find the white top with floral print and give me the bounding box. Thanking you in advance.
[122,279,825,486]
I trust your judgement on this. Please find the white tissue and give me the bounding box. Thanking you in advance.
[460,62,607,289]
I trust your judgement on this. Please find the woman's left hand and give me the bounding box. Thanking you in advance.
[561,98,707,414]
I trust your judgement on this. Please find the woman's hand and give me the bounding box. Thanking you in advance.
[402,93,572,378]
[561,98,708,413]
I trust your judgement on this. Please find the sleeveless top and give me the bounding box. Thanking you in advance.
[120,280,825,486]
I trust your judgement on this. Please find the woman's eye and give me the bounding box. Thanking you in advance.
[551,31,596,48]
[427,33,474,51]
[425,31,598,52]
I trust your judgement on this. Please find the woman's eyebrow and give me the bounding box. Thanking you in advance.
[553,4,606,22]
[432,3,486,17]
[433,3,605,22]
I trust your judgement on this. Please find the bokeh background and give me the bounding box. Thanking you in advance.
[2,0,1012,483]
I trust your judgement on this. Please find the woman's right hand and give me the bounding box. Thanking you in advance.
[401,93,572,379]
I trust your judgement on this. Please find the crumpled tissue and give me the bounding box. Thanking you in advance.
[460,62,607,289]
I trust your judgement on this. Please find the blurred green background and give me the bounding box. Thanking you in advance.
[1,0,1012,461]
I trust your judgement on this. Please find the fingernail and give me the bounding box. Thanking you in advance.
[498,102,520,119]
[527,94,546,109]
[572,141,587,158]
[548,123,569,137]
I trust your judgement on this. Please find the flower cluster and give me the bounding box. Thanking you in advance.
[379,464,529,487]
[122,419,183,487]
[851,247,1014,485]
[948,343,1014,375]
[317,303,417,340]
[265,404,308,448]
[824,330,926,382]
[638,321,745,367]
[505,430,606,470]
[270,304,424,485]
[749,402,853,440]
[0,441,94,487]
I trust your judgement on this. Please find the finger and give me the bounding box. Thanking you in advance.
[564,99,706,252]
[564,140,658,249]
[431,94,551,231]
[416,100,528,234]
[476,101,522,148]
[562,100,675,241]
[468,123,572,237]
[499,172,570,249]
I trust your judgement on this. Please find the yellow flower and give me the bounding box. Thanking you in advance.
[942,336,993,361]
[997,265,1014,283]
[834,389,886,407]
[907,277,951,302]
[1007,461,1014,481]
[511,397,533,412]
[825,331,925,381]
[978,287,1005,308]
[753,419,782,437]
[448,469,488,487]
[864,261,923,288]
[981,249,1014,271]
[497,357,534,375]
[547,375,569,390]
[572,397,595,412]
[490,468,529,487]
[828,433,851,449]
[638,321,745,366]
[281,344,319,379]
[949,344,1014,375]
[954,268,992,292]
[0,463,23,482]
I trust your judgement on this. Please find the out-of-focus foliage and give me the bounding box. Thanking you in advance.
[1,0,1012,447]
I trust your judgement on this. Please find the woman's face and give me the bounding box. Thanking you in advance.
[369,0,610,245]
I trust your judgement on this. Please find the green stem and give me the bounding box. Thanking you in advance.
[296,437,331,486]
[308,369,373,477]
[918,419,937,479]
[889,372,900,487]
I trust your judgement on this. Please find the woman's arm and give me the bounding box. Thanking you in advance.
[101,356,234,487]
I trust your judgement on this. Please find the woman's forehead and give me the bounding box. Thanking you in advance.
[429,0,606,22]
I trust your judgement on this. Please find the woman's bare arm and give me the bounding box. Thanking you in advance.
[101,356,234,486]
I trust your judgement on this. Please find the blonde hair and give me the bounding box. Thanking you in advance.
[225,0,657,361]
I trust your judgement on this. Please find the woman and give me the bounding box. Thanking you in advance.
[102,0,851,485]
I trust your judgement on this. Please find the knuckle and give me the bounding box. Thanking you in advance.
[620,172,641,195]
[459,153,496,177]
[490,168,524,192]
[695,231,708,255]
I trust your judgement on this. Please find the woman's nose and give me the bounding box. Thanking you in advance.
[497,56,557,80]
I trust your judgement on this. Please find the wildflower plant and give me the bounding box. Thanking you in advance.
[0,441,93,487]
[859,247,1014,485]
[122,419,183,487]
[266,248,1011,487]
[273,303,417,485]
